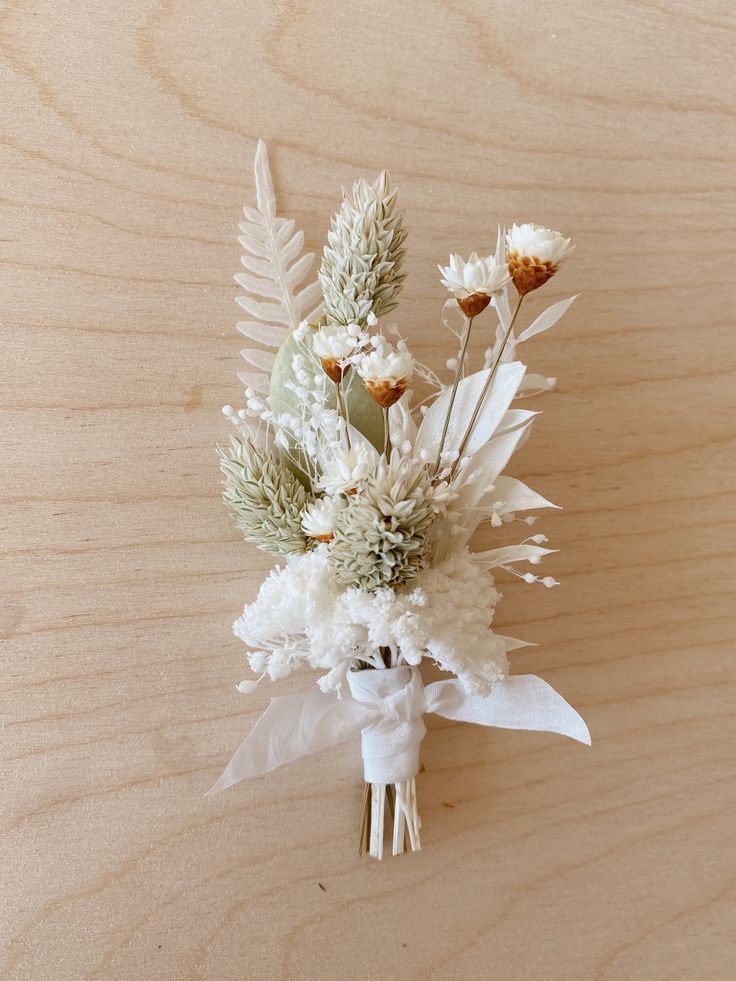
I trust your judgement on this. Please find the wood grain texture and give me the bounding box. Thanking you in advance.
[2,1,735,978]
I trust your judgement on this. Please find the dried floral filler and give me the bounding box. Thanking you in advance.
[209,142,589,859]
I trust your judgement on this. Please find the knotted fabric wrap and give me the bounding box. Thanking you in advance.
[209,666,590,795]
[348,666,427,783]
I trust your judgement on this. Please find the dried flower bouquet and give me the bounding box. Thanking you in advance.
[210,142,589,859]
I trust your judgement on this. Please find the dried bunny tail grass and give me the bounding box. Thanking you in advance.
[329,456,434,590]
[319,170,406,326]
[218,435,312,555]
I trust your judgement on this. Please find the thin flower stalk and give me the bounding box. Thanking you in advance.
[452,296,524,477]
[433,314,474,474]
[334,379,352,450]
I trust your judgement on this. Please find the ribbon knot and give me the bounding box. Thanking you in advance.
[348,667,427,783]
[208,667,590,796]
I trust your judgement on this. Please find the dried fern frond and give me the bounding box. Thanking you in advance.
[319,171,406,327]
[218,435,312,555]
[236,141,323,395]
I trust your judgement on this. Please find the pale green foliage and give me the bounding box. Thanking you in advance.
[319,171,406,326]
[218,436,311,555]
[329,456,434,590]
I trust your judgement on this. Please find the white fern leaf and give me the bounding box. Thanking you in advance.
[235,140,323,385]
[236,321,289,346]
[237,371,269,393]
[240,348,276,372]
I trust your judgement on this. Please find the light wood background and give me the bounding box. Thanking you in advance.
[2,1,735,978]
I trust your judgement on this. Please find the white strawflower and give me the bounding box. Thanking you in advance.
[301,496,345,542]
[312,323,364,383]
[439,252,510,316]
[312,324,363,361]
[318,443,377,495]
[506,223,574,294]
[357,341,415,409]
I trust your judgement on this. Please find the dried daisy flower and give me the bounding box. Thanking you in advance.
[506,223,574,295]
[317,443,378,496]
[319,171,406,326]
[329,456,434,590]
[218,435,311,555]
[357,340,415,409]
[312,323,366,382]
[438,252,510,317]
[301,496,345,542]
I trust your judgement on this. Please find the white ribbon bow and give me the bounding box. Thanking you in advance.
[209,667,590,795]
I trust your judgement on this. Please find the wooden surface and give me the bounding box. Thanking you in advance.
[2,2,735,978]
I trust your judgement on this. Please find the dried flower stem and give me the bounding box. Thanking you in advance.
[434,314,474,473]
[334,379,351,450]
[452,296,524,477]
[382,407,391,457]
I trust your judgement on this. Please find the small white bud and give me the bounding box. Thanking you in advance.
[236,680,260,694]
[367,312,378,327]
[523,572,536,584]
[541,577,559,588]
[222,405,234,416]
[531,534,547,544]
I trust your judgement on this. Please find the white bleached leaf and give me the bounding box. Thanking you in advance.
[456,427,531,506]
[495,408,538,437]
[439,425,533,548]
[516,294,579,344]
[518,373,554,394]
[474,543,556,568]
[495,635,536,652]
[491,283,512,331]
[415,362,525,460]
[491,475,560,514]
